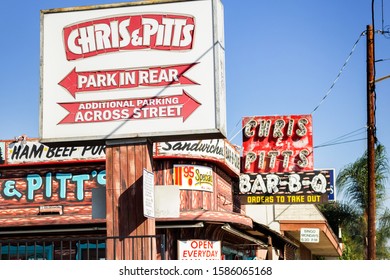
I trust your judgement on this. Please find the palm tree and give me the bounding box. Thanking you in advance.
[319,144,390,259]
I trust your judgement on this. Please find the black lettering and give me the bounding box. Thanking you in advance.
[20,145,29,159]
[55,147,63,157]
[91,146,100,155]
[30,144,44,158]
[62,146,71,157]
[46,147,55,158]
[161,142,172,151]
[81,146,92,156]
[11,145,21,160]
[69,146,78,156]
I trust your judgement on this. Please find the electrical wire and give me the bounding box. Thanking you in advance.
[310,31,365,115]
[228,125,243,144]
[229,6,378,155]
[375,57,390,62]
[229,29,368,144]
[314,138,367,149]
[372,0,378,144]
[228,118,244,141]
[230,117,367,168]
[229,119,367,153]
[314,127,367,148]
[382,0,385,31]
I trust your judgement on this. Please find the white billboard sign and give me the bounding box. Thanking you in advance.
[40,0,226,142]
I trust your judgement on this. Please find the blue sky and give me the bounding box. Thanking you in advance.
[1,0,390,203]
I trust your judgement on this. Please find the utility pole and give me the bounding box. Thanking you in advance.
[366,24,376,260]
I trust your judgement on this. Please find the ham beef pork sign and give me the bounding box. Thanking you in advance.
[40,0,226,142]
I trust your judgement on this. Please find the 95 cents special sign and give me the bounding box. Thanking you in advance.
[40,0,226,142]
[174,164,213,192]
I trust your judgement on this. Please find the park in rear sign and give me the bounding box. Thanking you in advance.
[40,0,226,142]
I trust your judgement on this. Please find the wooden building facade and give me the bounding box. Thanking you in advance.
[0,138,297,260]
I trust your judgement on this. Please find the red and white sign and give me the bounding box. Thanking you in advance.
[63,14,195,61]
[40,0,226,142]
[178,240,221,260]
[58,63,198,98]
[242,115,314,173]
[57,90,200,124]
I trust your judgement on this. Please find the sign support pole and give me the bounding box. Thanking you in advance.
[105,138,156,260]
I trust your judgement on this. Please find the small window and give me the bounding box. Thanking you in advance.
[76,242,106,260]
[1,245,53,260]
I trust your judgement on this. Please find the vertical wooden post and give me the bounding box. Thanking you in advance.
[366,24,376,260]
[267,236,273,260]
[105,138,156,260]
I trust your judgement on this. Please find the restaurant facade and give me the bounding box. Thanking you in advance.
[0,0,341,261]
[0,138,341,260]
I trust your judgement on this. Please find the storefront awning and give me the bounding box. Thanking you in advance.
[247,222,299,250]
[156,210,299,259]
[156,210,253,228]
[279,220,343,257]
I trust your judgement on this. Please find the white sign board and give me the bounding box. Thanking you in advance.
[40,0,226,142]
[6,140,105,164]
[178,240,221,260]
[143,168,155,218]
[154,185,180,218]
[154,139,240,175]
[300,228,320,243]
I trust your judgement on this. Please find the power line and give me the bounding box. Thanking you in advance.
[310,31,365,114]
[228,118,244,142]
[229,116,368,152]
[375,58,390,62]
[229,31,367,144]
[228,32,371,152]
[382,0,385,31]
[314,138,367,149]
[314,126,367,148]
